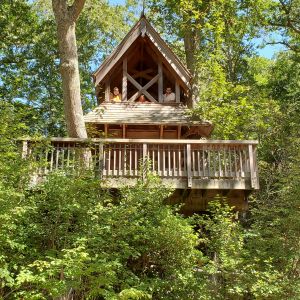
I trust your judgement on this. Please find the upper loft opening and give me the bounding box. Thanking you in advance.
[92,17,192,106]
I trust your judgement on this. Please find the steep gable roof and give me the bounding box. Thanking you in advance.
[92,16,192,89]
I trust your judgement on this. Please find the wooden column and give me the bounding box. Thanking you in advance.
[158,61,163,102]
[122,58,127,101]
[105,79,110,102]
[175,80,180,103]
[177,125,181,139]
[160,125,164,139]
[104,124,108,138]
[122,124,126,138]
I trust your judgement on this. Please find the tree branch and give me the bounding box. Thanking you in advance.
[69,0,86,22]
[266,41,300,52]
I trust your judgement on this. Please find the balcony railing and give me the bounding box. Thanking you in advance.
[22,138,259,190]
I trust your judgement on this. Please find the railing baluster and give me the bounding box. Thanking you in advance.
[134,145,138,176]
[163,145,166,177]
[124,144,127,176]
[197,149,201,177]
[157,145,161,176]
[103,145,107,176]
[168,145,171,177]
[118,145,122,176]
[129,145,132,176]
[55,148,59,170]
[239,147,244,178]
[178,146,182,177]
[108,145,111,176]
[234,146,238,178]
[218,147,222,178]
[143,143,147,180]
[192,148,195,176]
[186,143,192,188]
[173,147,176,177]
[248,144,256,188]
[202,146,206,177]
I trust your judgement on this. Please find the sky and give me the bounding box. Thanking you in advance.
[108,0,284,59]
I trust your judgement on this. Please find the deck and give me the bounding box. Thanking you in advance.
[22,138,259,190]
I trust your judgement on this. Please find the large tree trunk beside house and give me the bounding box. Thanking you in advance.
[52,0,87,138]
[183,18,201,109]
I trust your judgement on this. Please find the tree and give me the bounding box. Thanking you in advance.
[52,0,87,138]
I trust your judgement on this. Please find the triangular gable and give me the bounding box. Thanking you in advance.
[92,17,192,89]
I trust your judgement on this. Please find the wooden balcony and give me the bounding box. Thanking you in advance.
[22,138,259,190]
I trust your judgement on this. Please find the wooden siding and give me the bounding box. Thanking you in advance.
[22,138,259,190]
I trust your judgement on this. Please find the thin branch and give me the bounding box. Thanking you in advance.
[266,41,300,52]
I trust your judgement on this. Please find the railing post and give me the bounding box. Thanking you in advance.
[186,143,192,188]
[142,143,148,181]
[22,140,28,159]
[248,144,257,189]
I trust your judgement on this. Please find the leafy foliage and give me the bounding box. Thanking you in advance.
[0,0,300,299]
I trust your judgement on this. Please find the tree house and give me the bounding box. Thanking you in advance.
[22,17,259,214]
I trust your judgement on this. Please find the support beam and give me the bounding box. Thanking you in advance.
[122,58,127,101]
[158,61,163,102]
[132,68,153,80]
[127,73,158,102]
[105,79,110,102]
[175,80,180,103]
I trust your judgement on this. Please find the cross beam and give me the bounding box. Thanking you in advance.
[127,73,159,102]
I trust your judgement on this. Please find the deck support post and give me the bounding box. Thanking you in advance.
[186,143,192,188]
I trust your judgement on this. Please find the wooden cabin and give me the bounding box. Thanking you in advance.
[22,17,259,214]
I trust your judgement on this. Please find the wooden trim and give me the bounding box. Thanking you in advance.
[122,58,127,101]
[23,137,259,145]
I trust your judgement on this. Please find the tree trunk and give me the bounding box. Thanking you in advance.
[52,0,87,138]
[183,28,199,109]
